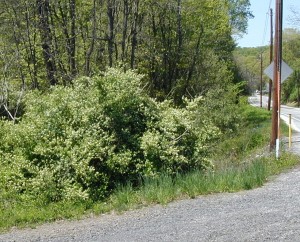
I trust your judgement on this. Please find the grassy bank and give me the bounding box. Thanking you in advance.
[109,153,299,209]
[0,102,299,233]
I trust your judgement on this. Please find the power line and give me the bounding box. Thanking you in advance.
[268,0,273,10]
[261,0,274,46]
[261,11,270,46]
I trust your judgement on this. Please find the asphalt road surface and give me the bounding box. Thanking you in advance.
[248,94,300,132]
[248,94,300,150]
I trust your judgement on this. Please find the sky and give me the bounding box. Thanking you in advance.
[236,0,300,48]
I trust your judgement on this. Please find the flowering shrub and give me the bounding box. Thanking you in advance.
[0,68,222,202]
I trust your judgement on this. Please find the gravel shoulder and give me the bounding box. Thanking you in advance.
[2,160,300,241]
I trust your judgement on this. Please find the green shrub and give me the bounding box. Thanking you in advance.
[200,83,243,133]
[141,97,220,175]
[0,68,221,202]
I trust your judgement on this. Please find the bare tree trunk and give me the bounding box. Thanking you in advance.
[130,0,139,69]
[175,0,182,80]
[69,0,76,77]
[56,0,76,79]
[186,26,203,93]
[6,2,26,89]
[85,0,97,75]
[121,0,129,63]
[107,0,115,67]
[37,0,57,86]
[25,2,39,89]
[177,0,182,51]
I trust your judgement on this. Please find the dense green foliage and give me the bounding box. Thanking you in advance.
[213,98,271,163]
[0,68,242,203]
[281,28,300,103]
[1,100,299,232]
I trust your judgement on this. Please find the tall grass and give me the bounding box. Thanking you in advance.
[96,102,296,214]
[106,153,298,211]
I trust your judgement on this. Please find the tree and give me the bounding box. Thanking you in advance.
[227,0,253,36]
[37,0,58,86]
[281,28,300,102]
[233,46,269,94]
[0,0,253,111]
[288,6,300,27]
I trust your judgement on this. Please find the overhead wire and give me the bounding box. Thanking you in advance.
[245,0,275,85]
[268,0,273,10]
[261,11,270,47]
[260,0,274,52]
[240,0,275,75]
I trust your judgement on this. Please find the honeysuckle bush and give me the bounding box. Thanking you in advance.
[141,98,220,176]
[0,68,238,203]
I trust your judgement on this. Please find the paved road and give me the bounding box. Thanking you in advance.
[248,94,300,132]
[248,94,300,152]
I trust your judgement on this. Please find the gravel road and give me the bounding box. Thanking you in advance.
[2,162,300,241]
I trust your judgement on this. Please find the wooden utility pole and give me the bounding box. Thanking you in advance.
[260,53,263,108]
[297,71,300,107]
[270,0,283,158]
[268,8,273,111]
